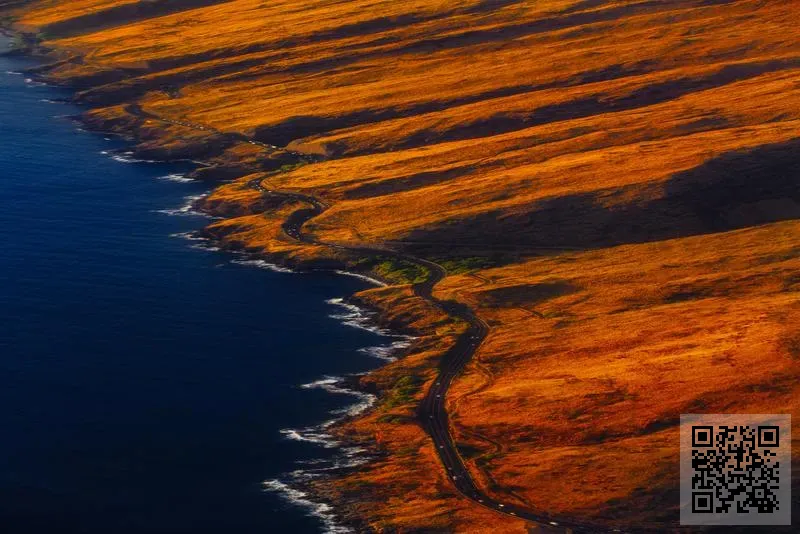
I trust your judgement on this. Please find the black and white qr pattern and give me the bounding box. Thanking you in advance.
[680,414,790,526]
[690,425,781,514]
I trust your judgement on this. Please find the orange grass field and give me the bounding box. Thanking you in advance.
[3,0,799,531]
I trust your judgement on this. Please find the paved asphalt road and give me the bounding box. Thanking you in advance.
[252,180,606,533]
[119,103,608,533]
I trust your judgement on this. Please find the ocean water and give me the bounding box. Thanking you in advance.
[0,46,397,533]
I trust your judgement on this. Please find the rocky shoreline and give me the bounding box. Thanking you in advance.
[0,25,446,533]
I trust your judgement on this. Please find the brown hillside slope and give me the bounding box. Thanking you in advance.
[3,0,798,531]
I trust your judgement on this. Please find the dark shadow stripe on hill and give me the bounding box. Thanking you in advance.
[123,0,655,75]
[352,57,800,154]
[461,0,524,14]
[70,3,487,82]
[373,0,734,57]
[0,0,28,11]
[181,0,733,87]
[253,56,798,150]
[402,137,800,254]
[38,0,235,39]
[56,0,739,109]
[65,6,488,100]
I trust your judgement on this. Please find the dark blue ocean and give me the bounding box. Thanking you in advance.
[0,44,394,533]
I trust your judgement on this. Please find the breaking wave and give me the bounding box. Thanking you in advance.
[326,298,414,359]
[358,338,413,362]
[157,173,194,183]
[270,374,378,533]
[325,297,393,335]
[269,296,415,532]
[155,194,208,217]
[261,479,354,534]
[280,376,376,449]
[169,231,220,251]
[167,214,415,531]
[231,258,294,273]
[101,150,157,164]
[333,270,386,287]
[301,377,376,418]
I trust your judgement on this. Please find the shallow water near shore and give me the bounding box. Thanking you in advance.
[0,47,393,533]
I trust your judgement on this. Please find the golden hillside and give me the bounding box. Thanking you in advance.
[3,0,798,531]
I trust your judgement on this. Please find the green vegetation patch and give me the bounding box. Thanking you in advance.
[376,414,407,424]
[383,374,424,409]
[374,258,428,284]
[276,161,309,173]
[350,255,429,285]
[434,256,496,274]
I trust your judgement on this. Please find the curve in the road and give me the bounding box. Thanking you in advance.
[121,105,607,533]
[249,179,606,534]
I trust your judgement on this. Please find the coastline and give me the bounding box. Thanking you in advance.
[4,2,800,531]
[0,24,581,533]
[0,27,434,533]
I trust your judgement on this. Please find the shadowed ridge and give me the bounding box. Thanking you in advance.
[370,0,735,56]
[3,0,798,530]
[405,137,800,252]
[383,58,800,152]
[255,58,800,149]
[35,0,235,39]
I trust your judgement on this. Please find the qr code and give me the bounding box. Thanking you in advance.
[680,414,791,526]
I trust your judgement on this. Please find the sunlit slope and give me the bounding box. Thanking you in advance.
[6,0,799,530]
[14,0,229,37]
[436,219,800,523]
[25,0,798,247]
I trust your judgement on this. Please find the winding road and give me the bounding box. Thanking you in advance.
[122,104,602,533]
[247,179,601,534]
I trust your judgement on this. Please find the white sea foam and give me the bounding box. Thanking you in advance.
[269,297,417,530]
[39,98,63,104]
[157,173,194,183]
[274,374,378,529]
[286,452,370,481]
[5,70,23,76]
[262,479,354,534]
[169,231,220,251]
[333,270,386,287]
[302,376,376,419]
[265,277,417,530]
[231,258,294,273]
[111,153,146,164]
[280,427,338,448]
[358,338,413,362]
[266,438,371,530]
[326,298,415,360]
[101,150,157,164]
[300,376,355,394]
[170,231,204,241]
[295,458,330,467]
[24,77,46,86]
[155,194,208,217]
[189,241,220,252]
[325,298,392,335]
[281,376,376,451]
